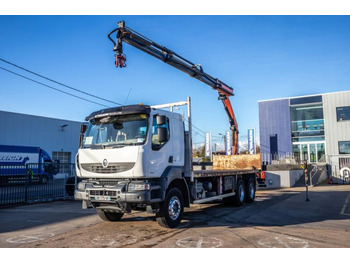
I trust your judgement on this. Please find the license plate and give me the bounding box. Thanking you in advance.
[94,195,111,201]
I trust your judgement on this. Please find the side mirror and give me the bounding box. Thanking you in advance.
[80,123,87,134]
[80,124,87,148]
[156,115,167,126]
[79,134,84,148]
[157,127,168,143]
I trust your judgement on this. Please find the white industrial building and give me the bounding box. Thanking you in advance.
[0,110,82,164]
[259,90,350,185]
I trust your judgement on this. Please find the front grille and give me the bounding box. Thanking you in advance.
[90,179,121,186]
[89,190,117,196]
[81,162,135,174]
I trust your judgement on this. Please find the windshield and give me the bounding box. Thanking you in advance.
[83,114,149,148]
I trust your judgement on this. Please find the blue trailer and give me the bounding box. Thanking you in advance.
[0,145,59,184]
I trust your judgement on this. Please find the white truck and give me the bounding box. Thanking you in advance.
[74,98,258,228]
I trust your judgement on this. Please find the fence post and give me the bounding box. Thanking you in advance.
[25,164,28,204]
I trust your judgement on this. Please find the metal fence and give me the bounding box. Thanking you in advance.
[261,152,301,166]
[0,163,77,207]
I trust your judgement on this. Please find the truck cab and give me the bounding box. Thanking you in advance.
[75,103,191,227]
[77,104,185,179]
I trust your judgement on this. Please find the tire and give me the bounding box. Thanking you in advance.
[97,209,124,221]
[245,178,255,203]
[40,175,48,184]
[234,179,246,207]
[156,188,184,228]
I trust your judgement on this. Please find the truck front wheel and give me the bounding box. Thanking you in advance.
[97,210,124,221]
[156,188,184,228]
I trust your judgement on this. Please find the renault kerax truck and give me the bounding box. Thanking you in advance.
[75,98,258,228]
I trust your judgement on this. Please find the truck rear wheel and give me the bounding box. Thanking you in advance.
[97,210,124,221]
[223,179,246,206]
[156,188,184,228]
[245,178,255,203]
[234,179,246,207]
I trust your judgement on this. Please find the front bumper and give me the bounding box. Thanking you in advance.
[74,180,164,207]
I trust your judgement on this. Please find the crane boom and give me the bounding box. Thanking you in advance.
[108,21,239,155]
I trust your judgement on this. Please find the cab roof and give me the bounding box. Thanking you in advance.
[85,104,151,121]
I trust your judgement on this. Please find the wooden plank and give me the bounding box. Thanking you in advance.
[213,154,261,170]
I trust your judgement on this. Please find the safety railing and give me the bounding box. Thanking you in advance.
[0,163,77,207]
[261,152,301,166]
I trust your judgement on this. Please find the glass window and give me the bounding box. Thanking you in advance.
[339,141,350,154]
[291,119,324,132]
[290,104,324,122]
[317,143,325,162]
[336,107,350,122]
[293,144,301,161]
[301,144,308,161]
[83,114,149,148]
[310,144,316,163]
[290,103,325,144]
[152,116,170,151]
[292,136,325,143]
[290,96,322,105]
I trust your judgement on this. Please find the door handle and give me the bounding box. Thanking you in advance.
[168,156,173,163]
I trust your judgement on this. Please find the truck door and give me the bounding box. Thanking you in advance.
[148,114,173,177]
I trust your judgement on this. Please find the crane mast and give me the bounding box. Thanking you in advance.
[108,21,239,155]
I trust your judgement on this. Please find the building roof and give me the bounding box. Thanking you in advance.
[0,110,82,124]
[258,90,350,103]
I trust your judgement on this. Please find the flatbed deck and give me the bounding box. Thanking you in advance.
[193,169,258,178]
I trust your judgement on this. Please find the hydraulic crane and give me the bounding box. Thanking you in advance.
[108,21,239,155]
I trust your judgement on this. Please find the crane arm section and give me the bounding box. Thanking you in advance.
[108,21,239,155]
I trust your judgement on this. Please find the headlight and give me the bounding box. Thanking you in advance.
[128,183,150,191]
[77,182,86,191]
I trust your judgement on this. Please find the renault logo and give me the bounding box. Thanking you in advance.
[102,159,108,168]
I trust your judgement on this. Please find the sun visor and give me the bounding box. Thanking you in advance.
[85,104,151,121]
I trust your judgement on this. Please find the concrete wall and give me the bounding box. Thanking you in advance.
[264,170,304,188]
[0,110,82,162]
[259,99,292,155]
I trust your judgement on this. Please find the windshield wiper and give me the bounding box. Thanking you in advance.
[91,144,105,149]
[112,142,137,147]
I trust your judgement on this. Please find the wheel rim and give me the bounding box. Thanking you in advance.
[168,196,181,220]
[249,183,255,199]
[239,184,245,202]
